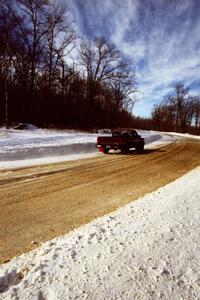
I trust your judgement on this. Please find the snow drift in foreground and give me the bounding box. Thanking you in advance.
[1,167,200,299]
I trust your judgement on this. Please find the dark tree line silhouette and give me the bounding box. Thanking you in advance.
[0,0,137,129]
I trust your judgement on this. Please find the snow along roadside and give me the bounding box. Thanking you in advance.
[1,166,200,299]
[0,130,172,170]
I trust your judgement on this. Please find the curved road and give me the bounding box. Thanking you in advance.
[1,139,200,263]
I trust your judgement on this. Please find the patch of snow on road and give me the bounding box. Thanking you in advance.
[0,153,99,169]
[1,166,200,299]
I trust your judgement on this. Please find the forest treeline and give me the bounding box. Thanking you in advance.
[0,0,200,134]
[0,0,137,129]
[132,83,200,135]
[151,83,200,134]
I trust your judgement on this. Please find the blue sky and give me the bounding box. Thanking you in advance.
[69,0,200,117]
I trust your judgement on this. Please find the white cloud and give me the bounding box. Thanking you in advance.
[70,0,200,117]
[110,0,139,45]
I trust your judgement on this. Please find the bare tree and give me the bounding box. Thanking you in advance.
[16,0,48,92]
[152,83,200,133]
[190,96,200,129]
[79,37,124,101]
[0,2,139,129]
[109,62,137,112]
[171,82,189,131]
[0,0,22,127]
[43,1,76,91]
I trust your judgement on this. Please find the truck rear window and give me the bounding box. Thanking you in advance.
[112,130,139,137]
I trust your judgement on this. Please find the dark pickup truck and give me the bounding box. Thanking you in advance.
[96,129,145,154]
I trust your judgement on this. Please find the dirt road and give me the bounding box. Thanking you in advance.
[1,140,200,263]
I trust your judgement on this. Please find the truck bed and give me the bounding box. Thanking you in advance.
[96,130,144,153]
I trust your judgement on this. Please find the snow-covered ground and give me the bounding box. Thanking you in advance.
[1,126,199,169]
[0,127,173,169]
[1,166,200,299]
[164,131,200,140]
[0,128,99,158]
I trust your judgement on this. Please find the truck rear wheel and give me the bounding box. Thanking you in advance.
[136,144,144,153]
[103,148,109,154]
[121,146,129,154]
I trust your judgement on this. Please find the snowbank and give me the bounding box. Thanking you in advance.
[1,166,200,299]
[2,127,199,170]
[0,128,100,151]
[0,128,172,169]
[0,129,104,169]
[139,130,174,147]
[164,131,200,140]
